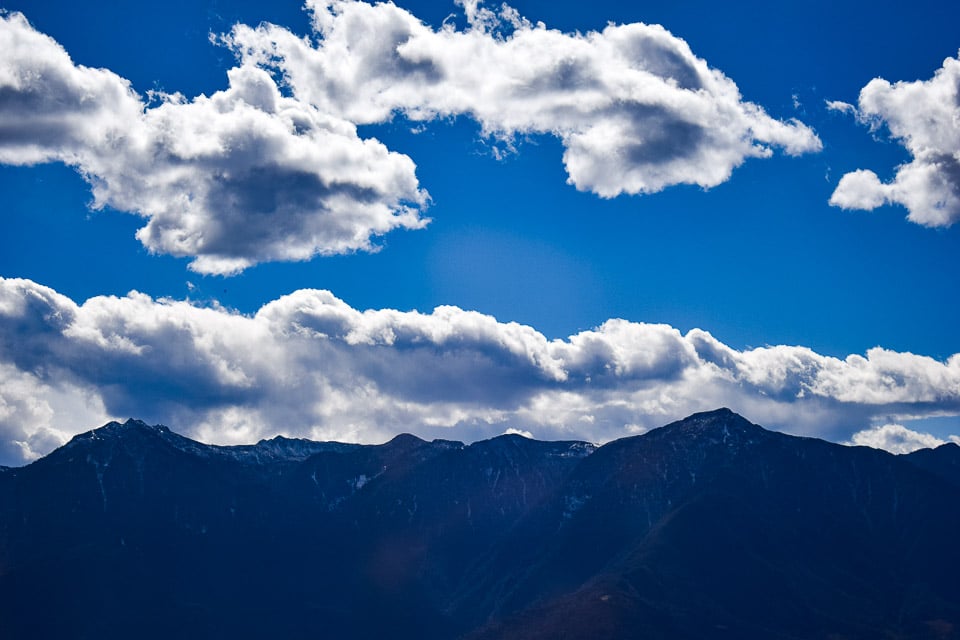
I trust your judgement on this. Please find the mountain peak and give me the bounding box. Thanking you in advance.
[646,408,767,447]
[677,407,756,429]
[688,407,739,421]
[254,434,318,448]
[384,433,427,449]
[69,418,170,442]
[37,418,187,468]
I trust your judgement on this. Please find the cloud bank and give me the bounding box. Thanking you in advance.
[829,52,960,226]
[1,3,819,273]
[2,276,958,465]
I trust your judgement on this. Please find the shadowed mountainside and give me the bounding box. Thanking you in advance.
[0,409,958,639]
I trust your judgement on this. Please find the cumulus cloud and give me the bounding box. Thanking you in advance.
[1,3,821,272]
[0,363,107,464]
[226,0,821,197]
[0,12,428,274]
[847,423,959,454]
[2,276,959,466]
[0,12,141,165]
[829,53,960,226]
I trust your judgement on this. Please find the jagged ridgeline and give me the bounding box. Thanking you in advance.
[1,409,958,639]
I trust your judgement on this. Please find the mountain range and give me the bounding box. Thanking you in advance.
[1,408,958,639]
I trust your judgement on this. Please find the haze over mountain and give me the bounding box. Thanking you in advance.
[1,408,958,639]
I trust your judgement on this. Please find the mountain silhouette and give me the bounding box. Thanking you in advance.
[1,409,958,639]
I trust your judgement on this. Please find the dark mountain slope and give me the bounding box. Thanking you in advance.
[0,421,590,639]
[0,422,458,639]
[462,410,960,639]
[0,410,958,639]
[904,442,960,489]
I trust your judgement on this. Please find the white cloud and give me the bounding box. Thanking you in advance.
[0,12,142,165]
[847,423,955,454]
[0,363,107,464]
[824,99,857,116]
[2,276,960,466]
[1,3,821,273]
[829,169,889,211]
[829,53,960,226]
[0,12,428,275]
[227,0,821,197]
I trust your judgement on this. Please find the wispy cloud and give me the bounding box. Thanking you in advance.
[1,277,958,465]
[829,52,960,226]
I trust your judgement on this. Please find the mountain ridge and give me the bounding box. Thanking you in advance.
[1,409,958,639]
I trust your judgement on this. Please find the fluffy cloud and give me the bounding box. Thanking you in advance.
[2,276,959,465]
[0,12,141,165]
[0,12,428,274]
[829,53,960,226]
[1,3,820,273]
[847,423,960,455]
[0,363,107,464]
[228,0,821,197]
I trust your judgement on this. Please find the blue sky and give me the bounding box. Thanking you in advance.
[1,0,959,464]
